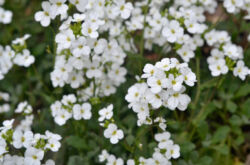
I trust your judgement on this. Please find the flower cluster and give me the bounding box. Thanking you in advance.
[223,0,250,17]
[99,105,124,144]
[0,0,12,24]
[0,34,35,80]
[50,94,92,125]
[205,30,250,80]
[0,92,9,113]
[99,131,180,165]
[34,0,137,101]
[15,101,33,115]
[124,0,210,62]
[0,118,61,165]
[126,58,196,126]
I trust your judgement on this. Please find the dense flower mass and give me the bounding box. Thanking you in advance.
[0,0,249,164]
[0,35,35,80]
[99,131,180,165]
[0,110,61,164]
[126,58,196,126]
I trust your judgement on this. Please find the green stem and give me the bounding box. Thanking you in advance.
[193,56,201,107]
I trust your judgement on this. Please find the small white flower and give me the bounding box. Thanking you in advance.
[24,147,44,165]
[13,130,33,149]
[162,20,184,43]
[209,59,229,76]
[104,123,124,144]
[35,1,53,27]
[98,104,113,122]
[81,22,99,38]
[0,139,7,155]
[233,60,249,80]
[73,103,92,120]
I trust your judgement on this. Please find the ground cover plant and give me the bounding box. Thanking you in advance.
[0,0,250,164]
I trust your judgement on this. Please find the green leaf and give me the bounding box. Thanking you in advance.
[67,156,85,165]
[180,141,196,154]
[195,156,213,165]
[126,135,135,146]
[229,115,242,126]
[211,126,230,144]
[235,84,250,98]
[66,136,88,150]
[242,98,250,118]
[226,101,237,113]
[213,145,230,155]
[197,121,209,140]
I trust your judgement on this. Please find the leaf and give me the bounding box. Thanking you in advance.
[195,156,213,165]
[126,135,135,146]
[213,145,230,155]
[241,98,250,118]
[180,141,196,154]
[66,136,88,150]
[67,156,85,165]
[235,84,250,98]
[197,121,209,140]
[211,126,230,144]
[229,115,242,126]
[226,101,237,113]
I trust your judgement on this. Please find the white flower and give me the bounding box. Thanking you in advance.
[104,123,124,144]
[54,109,72,126]
[86,61,102,78]
[93,38,107,54]
[166,74,184,92]
[69,0,88,12]
[81,22,99,38]
[209,59,229,76]
[13,130,33,149]
[180,67,197,86]
[107,155,124,165]
[155,132,171,149]
[50,0,68,17]
[223,43,240,59]
[24,147,44,165]
[12,34,31,45]
[0,8,12,24]
[45,139,61,152]
[72,13,86,22]
[15,101,33,114]
[44,160,55,165]
[55,29,75,49]
[99,150,109,162]
[73,103,92,120]
[162,20,184,43]
[166,144,180,159]
[223,0,243,13]
[177,46,195,62]
[147,76,168,93]
[35,1,53,27]
[61,94,76,105]
[0,138,7,155]
[13,49,35,67]
[98,104,113,122]
[127,159,135,165]
[167,87,191,111]
[142,64,157,78]
[115,0,133,19]
[155,58,171,71]
[72,37,90,57]
[233,60,249,80]
[1,119,14,131]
